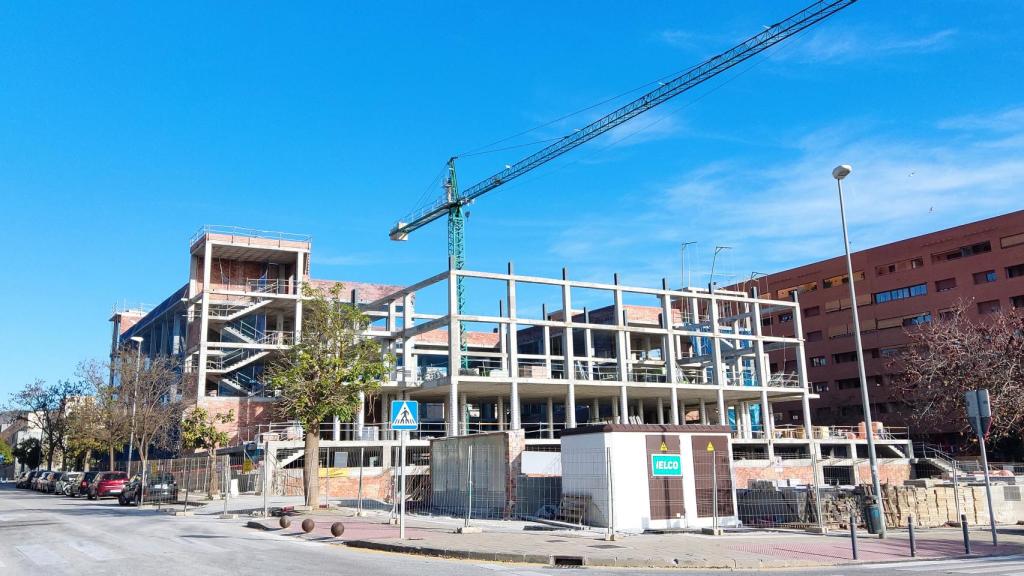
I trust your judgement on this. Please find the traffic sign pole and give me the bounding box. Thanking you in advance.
[978,432,997,546]
[399,429,406,539]
[965,389,997,545]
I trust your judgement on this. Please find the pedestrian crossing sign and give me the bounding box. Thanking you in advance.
[390,400,419,431]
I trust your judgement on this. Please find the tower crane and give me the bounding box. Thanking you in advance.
[389,0,858,347]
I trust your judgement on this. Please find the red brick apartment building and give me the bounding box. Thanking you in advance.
[744,210,1024,443]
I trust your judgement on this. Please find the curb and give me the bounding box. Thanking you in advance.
[343,540,552,565]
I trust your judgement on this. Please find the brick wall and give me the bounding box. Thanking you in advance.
[198,397,277,444]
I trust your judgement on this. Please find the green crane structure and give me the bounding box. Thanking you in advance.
[389,0,859,352]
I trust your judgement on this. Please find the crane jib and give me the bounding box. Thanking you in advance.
[390,0,857,239]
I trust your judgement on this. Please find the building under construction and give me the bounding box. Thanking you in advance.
[111,226,913,488]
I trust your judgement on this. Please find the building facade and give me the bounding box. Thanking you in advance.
[741,210,1024,443]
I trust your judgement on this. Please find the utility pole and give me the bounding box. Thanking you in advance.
[126,336,144,471]
[708,246,731,293]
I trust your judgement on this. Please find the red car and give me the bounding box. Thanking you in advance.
[87,471,129,500]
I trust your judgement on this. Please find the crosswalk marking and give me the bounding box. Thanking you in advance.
[176,535,231,553]
[867,555,1024,570]
[66,540,123,561]
[960,562,1024,574]
[16,543,65,566]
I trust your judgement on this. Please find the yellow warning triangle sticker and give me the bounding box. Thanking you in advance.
[659,441,668,452]
[706,441,716,452]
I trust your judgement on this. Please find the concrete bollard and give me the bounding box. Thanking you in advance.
[279,516,291,529]
[962,514,971,555]
[850,512,858,560]
[302,518,315,533]
[331,522,345,537]
[908,515,916,557]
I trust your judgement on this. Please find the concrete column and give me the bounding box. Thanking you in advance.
[497,396,505,431]
[546,397,555,439]
[638,398,645,424]
[561,272,577,428]
[656,397,665,424]
[699,398,708,425]
[791,291,817,464]
[356,391,366,438]
[294,251,304,341]
[613,284,628,383]
[402,294,416,387]
[717,389,727,426]
[460,393,469,435]
[583,310,595,381]
[510,384,521,430]
[507,264,521,431]
[611,398,620,422]
[447,264,460,436]
[591,398,600,423]
[619,385,629,424]
[196,240,213,398]
[659,282,681,424]
[332,416,341,441]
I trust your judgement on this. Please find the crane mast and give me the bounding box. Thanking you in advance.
[389,0,859,352]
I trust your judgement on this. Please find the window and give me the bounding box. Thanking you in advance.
[938,307,956,320]
[1011,295,1024,309]
[902,313,932,327]
[803,306,820,317]
[837,378,860,390]
[777,281,818,300]
[873,283,927,304]
[1007,264,1024,279]
[935,278,957,292]
[806,330,823,342]
[876,258,923,276]
[880,346,901,358]
[816,406,832,419]
[761,317,773,327]
[813,382,829,393]
[784,360,798,372]
[977,300,1001,314]
[931,241,992,263]
[778,312,793,323]
[823,271,865,288]
[833,351,858,364]
[973,270,997,284]
[810,356,827,367]
[1001,233,1024,249]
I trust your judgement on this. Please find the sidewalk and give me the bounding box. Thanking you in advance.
[245,511,1024,569]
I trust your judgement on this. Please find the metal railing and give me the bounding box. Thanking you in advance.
[190,225,312,246]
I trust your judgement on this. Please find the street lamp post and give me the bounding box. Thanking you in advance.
[126,336,144,473]
[832,164,885,538]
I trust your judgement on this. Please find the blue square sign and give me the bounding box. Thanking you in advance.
[390,400,419,431]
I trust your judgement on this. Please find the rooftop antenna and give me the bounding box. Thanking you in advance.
[680,241,697,290]
[708,246,732,293]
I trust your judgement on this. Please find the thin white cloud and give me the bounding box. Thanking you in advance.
[546,106,1024,286]
[938,106,1024,133]
[771,27,956,64]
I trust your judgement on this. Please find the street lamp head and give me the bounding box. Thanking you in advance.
[130,336,144,344]
[832,164,853,181]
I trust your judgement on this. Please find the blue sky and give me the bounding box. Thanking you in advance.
[2,1,1023,397]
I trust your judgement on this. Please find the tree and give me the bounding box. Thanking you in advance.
[890,301,1024,455]
[65,396,105,471]
[119,353,183,472]
[267,284,392,507]
[79,360,131,470]
[8,379,88,469]
[13,438,42,470]
[181,406,235,496]
[0,437,12,466]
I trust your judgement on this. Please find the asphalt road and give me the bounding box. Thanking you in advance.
[1,481,1021,576]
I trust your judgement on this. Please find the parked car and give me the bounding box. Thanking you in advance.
[21,470,43,489]
[119,473,177,506]
[44,472,64,493]
[15,471,33,488]
[72,471,99,497]
[33,471,53,492]
[87,471,129,500]
[55,472,83,496]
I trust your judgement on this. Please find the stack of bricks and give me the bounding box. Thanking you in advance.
[883,483,986,528]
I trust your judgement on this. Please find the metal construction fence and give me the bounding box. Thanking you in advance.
[114,454,231,510]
